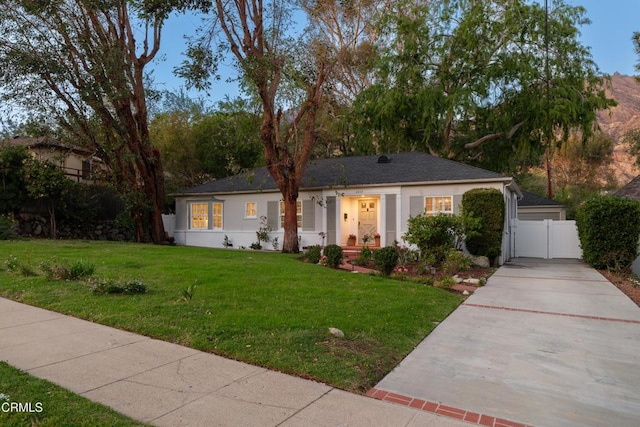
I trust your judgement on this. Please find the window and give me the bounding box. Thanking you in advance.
[280,201,302,228]
[212,202,223,229]
[245,202,257,219]
[425,196,453,216]
[191,203,209,229]
[190,201,223,229]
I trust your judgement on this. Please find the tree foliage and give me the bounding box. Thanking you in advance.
[0,144,29,215]
[151,95,263,207]
[518,130,617,219]
[0,0,189,243]
[22,157,72,239]
[350,0,614,173]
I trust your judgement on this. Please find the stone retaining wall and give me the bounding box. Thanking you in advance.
[17,213,134,241]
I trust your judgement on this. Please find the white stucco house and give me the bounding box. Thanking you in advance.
[173,152,522,264]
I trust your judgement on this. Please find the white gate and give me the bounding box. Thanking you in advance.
[513,219,582,259]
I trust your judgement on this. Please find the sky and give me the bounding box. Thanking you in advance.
[150,1,640,105]
[147,1,640,105]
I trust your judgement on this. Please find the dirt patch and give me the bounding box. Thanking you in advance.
[599,270,640,307]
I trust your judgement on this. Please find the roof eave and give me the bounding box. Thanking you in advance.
[173,176,516,197]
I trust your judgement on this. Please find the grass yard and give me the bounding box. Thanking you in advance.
[0,239,461,393]
[0,362,147,427]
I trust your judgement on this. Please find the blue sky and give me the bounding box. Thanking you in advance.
[149,1,640,104]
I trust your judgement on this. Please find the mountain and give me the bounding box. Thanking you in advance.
[596,73,640,185]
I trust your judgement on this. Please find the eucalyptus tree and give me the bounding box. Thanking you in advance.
[181,0,336,253]
[0,0,193,243]
[352,0,614,173]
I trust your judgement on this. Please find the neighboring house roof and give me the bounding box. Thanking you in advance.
[518,191,563,207]
[177,152,518,195]
[615,175,640,201]
[6,136,92,156]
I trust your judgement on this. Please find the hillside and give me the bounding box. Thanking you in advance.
[596,73,640,185]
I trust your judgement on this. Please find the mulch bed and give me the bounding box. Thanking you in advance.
[599,270,640,307]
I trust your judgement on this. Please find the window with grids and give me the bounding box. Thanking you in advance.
[425,196,453,216]
[280,201,302,228]
[190,203,209,229]
[212,202,223,229]
[245,202,257,218]
[190,202,223,229]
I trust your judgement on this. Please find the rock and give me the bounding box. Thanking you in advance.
[328,327,345,338]
[464,278,481,286]
[453,275,463,284]
[33,223,42,235]
[470,255,490,268]
[463,290,470,296]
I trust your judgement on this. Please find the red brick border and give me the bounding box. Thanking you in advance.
[463,303,640,324]
[366,388,532,427]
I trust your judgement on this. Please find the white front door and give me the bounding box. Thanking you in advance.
[358,199,377,244]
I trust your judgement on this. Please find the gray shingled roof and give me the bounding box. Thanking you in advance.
[177,152,512,195]
[615,175,640,202]
[518,191,563,207]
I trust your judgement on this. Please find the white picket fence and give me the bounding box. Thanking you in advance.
[512,219,582,259]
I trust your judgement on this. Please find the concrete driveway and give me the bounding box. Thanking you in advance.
[373,258,640,427]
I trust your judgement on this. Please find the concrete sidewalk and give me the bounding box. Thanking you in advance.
[0,297,468,427]
[374,258,640,427]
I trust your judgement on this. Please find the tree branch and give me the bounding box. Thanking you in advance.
[464,120,526,149]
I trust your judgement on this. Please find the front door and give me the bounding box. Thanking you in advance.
[358,199,377,244]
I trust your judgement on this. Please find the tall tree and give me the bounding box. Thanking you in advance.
[0,0,188,243]
[182,0,334,253]
[351,0,614,173]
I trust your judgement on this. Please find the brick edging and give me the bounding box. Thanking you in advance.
[463,303,640,324]
[366,388,533,427]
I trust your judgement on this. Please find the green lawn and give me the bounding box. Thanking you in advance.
[0,362,147,427]
[0,239,461,393]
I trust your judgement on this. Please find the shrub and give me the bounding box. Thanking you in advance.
[306,245,322,264]
[41,259,95,280]
[403,213,465,264]
[355,247,373,266]
[68,260,96,280]
[437,276,456,289]
[0,214,17,240]
[4,254,36,276]
[576,195,640,271]
[442,249,471,274]
[373,246,399,276]
[323,244,343,269]
[91,278,147,295]
[462,188,504,262]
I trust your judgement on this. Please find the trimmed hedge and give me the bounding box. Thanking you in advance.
[462,188,504,262]
[575,195,640,270]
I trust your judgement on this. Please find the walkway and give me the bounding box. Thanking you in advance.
[0,297,467,426]
[373,258,640,427]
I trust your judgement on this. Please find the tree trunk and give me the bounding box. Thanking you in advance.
[48,201,56,240]
[282,191,300,253]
